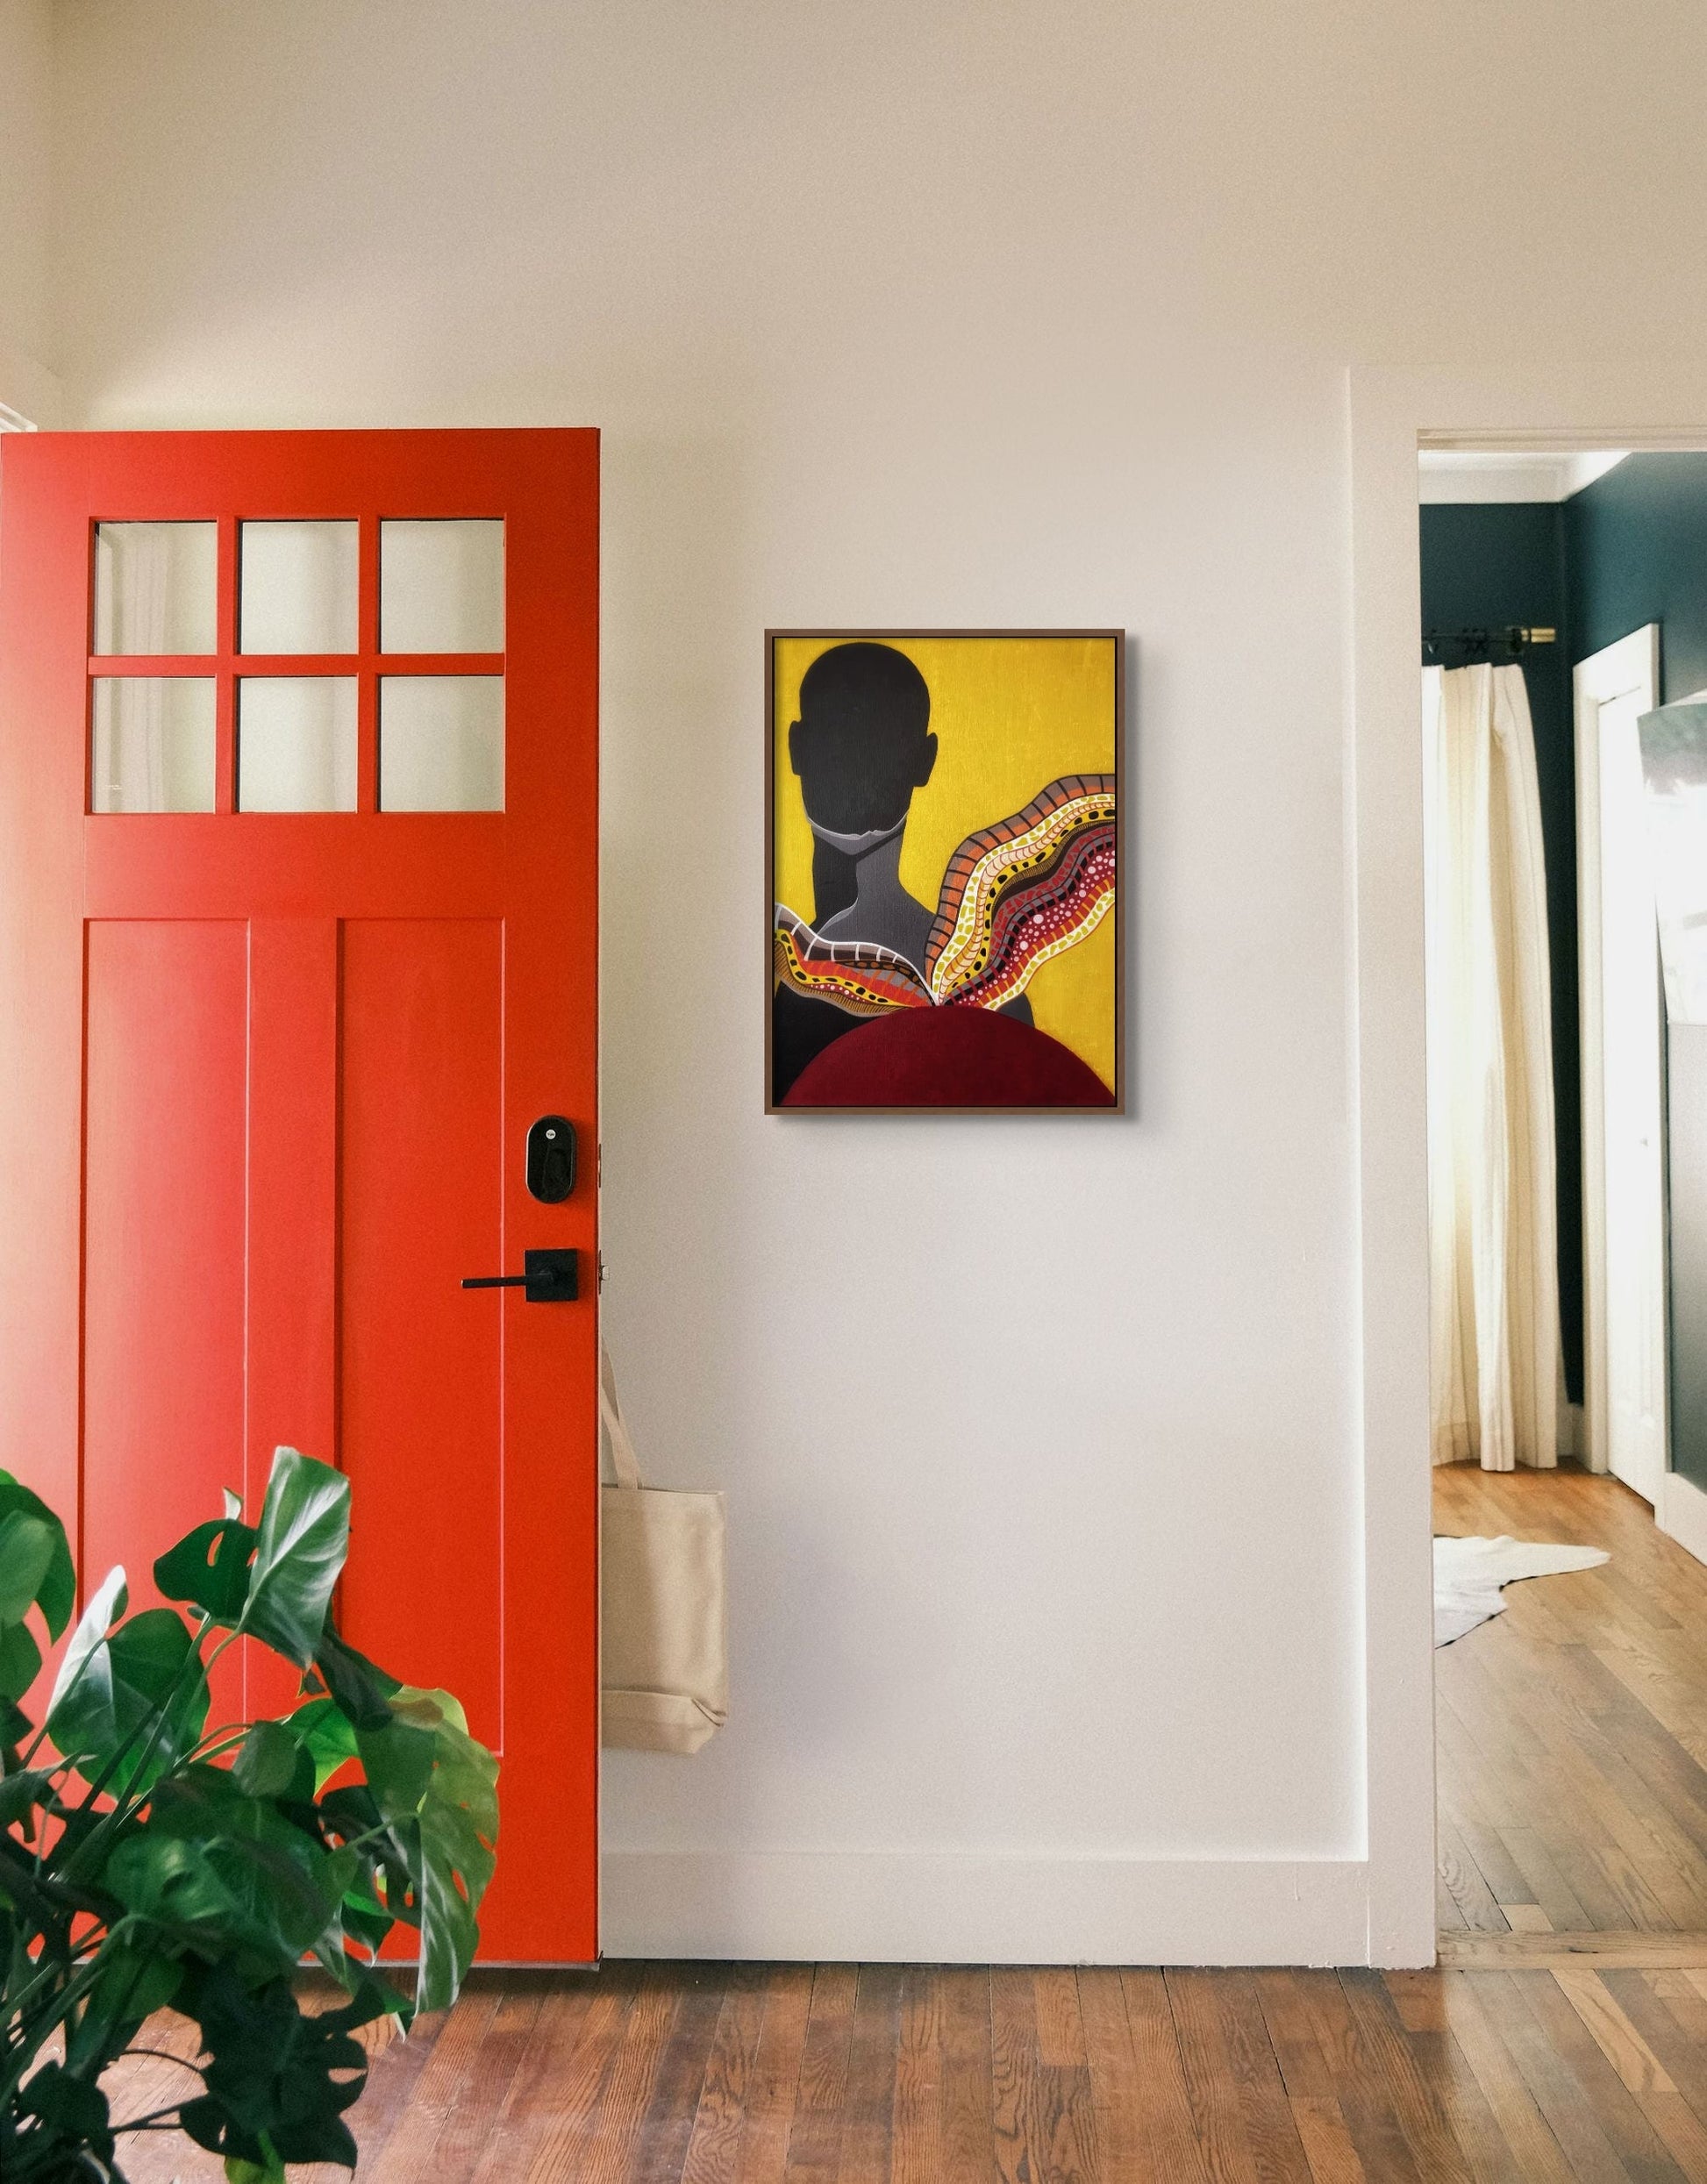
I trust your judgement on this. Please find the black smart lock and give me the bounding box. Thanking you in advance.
[525,1115,576,1203]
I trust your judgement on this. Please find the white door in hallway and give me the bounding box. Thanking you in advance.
[1576,625,1668,1503]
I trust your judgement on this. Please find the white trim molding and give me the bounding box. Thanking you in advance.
[1348,363,1707,1968]
[603,1852,1369,1966]
[1418,449,1628,504]
[1575,626,1665,1496]
[1660,1468,1707,1571]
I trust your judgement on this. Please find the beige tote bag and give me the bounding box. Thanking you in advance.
[599,1342,727,1753]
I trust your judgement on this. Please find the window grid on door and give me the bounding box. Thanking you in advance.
[86,513,505,814]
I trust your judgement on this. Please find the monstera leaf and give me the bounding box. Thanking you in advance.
[0,1477,75,1750]
[0,1510,55,1626]
[47,1588,207,1796]
[240,1451,351,1667]
[355,1687,498,2010]
[0,1472,75,1638]
[178,1966,387,2179]
[154,1490,259,1625]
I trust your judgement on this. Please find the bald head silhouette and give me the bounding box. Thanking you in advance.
[789,642,938,835]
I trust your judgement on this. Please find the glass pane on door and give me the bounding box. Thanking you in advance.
[238,678,358,811]
[380,676,504,810]
[380,519,504,653]
[90,678,217,811]
[93,523,217,655]
[239,521,358,654]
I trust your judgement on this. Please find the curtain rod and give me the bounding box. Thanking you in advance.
[1422,625,1556,656]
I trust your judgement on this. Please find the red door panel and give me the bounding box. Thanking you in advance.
[83,920,250,1608]
[0,428,600,1964]
[339,919,505,1747]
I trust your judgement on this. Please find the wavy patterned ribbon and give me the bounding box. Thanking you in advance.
[775,774,1115,1017]
[772,909,932,1015]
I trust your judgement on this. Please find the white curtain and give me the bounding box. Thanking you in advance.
[1423,662,1561,1470]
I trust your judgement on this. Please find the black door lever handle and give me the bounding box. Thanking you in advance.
[461,1248,578,1302]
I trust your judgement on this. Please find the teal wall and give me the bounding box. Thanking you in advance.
[1567,453,1707,1490]
[1567,454,1707,703]
[1418,503,1582,1405]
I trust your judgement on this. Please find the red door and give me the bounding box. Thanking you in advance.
[0,428,599,1963]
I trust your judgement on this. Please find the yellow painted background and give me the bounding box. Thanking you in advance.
[773,634,1118,1090]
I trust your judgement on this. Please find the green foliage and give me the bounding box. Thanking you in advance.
[0,1452,500,2182]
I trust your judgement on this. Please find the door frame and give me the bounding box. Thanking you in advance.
[1347,365,1707,1966]
[1575,625,1667,1501]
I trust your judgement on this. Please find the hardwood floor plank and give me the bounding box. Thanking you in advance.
[938,1965,995,2184]
[1286,1970,1424,2184]
[1567,1970,1707,2179]
[505,1966,649,2184]
[1117,1968,1212,2184]
[1400,2026,1530,2184]
[1439,1932,1707,1969]
[1497,1827,1597,1934]
[362,1984,504,2184]
[1511,1972,1688,2183]
[1552,1969,1675,2097]
[1334,1970,1473,2184]
[1078,1966,1148,2184]
[1475,1971,1648,2184]
[1456,1816,1536,1911]
[681,1964,768,2184]
[1205,1972,1313,2181]
[839,1964,903,2184]
[467,1971,620,2184]
[1597,1968,1707,2129]
[1432,1974,1575,2184]
[1034,1966,1088,2068]
[1381,1973,1449,2036]
[990,1966,1096,2184]
[1437,1817,1511,1933]
[734,1967,814,2184]
[1285,2095,1368,2184]
[1255,1972,1341,2096]
[890,1966,945,2184]
[430,1983,548,2184]
[629,1966,728,2184]
[989,1966,1048,2184]
[1590,1846,1689,1936]
[544,1963,682,2184]
[782,1963,858,2184]
[1165,1966,1269,2184]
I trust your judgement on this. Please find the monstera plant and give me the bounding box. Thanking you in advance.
[0,1447,498,2182]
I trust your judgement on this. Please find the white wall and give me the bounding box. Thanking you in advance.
[0,0,57,419]
[42,0,1707,1963]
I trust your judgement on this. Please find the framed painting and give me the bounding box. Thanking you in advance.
[767,629,1123,1112]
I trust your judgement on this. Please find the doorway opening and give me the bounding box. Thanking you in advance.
[1420,446,1707,1958]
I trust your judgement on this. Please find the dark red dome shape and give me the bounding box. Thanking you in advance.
[782,1004,1114,1108]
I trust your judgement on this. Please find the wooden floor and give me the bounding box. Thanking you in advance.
[96,1462,1707,2182]
[1435,1460,1707,1942]
[102,1956,1707,2182]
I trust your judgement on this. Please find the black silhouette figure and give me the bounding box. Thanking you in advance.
[773,641,1028,1103]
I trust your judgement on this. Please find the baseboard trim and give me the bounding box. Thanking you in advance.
[1660,1469,1707,1569]
[600,1851,1370,1965]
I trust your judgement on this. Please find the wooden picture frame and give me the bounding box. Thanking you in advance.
[766,628,1125,1114]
